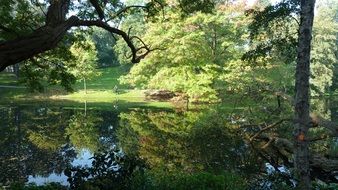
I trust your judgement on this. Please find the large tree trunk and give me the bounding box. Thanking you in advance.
[0,0,73,71]
[294,0,316,189]
[0,17,78,71]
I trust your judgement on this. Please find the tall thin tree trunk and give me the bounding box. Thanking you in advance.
[84,100,87,116]
[14,63,19,79]
[84,78,87,94]
[294,0,316,189]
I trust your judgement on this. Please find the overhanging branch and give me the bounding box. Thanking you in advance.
[0,0,161,71]
[107,5,148,22]
[0,16,78,71]
[74,19,151,63]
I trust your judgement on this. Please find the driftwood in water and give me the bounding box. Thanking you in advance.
[246,119,338,183]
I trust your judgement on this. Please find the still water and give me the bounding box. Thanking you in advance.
[0,100,256,186]
[0,99,337,187]
[0,101,123,185]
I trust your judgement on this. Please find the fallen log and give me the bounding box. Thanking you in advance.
[247,122,338,183]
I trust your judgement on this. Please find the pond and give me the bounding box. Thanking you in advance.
[0,100,172,185]
[0,98,337,188]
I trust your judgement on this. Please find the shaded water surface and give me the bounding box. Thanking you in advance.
[0,98,337,187]
[0,102,120,185]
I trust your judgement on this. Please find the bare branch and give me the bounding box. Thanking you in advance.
[131,35,149,49]
[308,135,331,142]
[250,119,289,141]
[74,19,150,63]
[289,15,300,26]
[311,155,338,172]
[128,27,132,37]
[107,5,148,22]
[0,0,162,70]
[89,0,105,20]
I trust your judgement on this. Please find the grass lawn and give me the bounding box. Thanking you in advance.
[53,89,145,102]
[0,66,127,88]
[57,66,152,102]
[73,66,130,91]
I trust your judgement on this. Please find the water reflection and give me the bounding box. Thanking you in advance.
[0,103,117,186]
[28,149,93,186]
[0,102,261,186]
[117,109,261,174]
[1,98,337,187]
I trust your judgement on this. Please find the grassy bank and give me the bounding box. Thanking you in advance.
[0,67,173,108]
[54,89,144,101]
[51,66,159,104]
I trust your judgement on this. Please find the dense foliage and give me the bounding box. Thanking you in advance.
[118,4,247,102]
[116,0,337,102]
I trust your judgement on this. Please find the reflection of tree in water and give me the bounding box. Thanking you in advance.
[27,106,69,151]
[98,110,120,147]
[117,109,261,175]
[0,105,77,185]
[116,104,338,186]
[188,117,257,173]
[0,104,119,185]
[66,109,118,152]
[0,103,120,186]
[3,101,337,187]
[66,112,102,152]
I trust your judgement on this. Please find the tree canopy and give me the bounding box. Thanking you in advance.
[0,0,224,71]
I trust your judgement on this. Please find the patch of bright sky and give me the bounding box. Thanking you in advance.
[247,0,282,6]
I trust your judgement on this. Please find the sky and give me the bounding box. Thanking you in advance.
[247,0,282,6]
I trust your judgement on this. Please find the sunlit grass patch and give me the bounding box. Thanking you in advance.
[73,66,129,91]
[54,89,145,101]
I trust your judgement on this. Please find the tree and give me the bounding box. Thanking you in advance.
[245,0,338,188]
[0,0,219,72]
[0,0,165,71]
[294,0,316,189]
[69,38,100,94]
[119,4,248,102]
[19,40,76,92]
[310,0,338,95]
[90,27,119,67]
